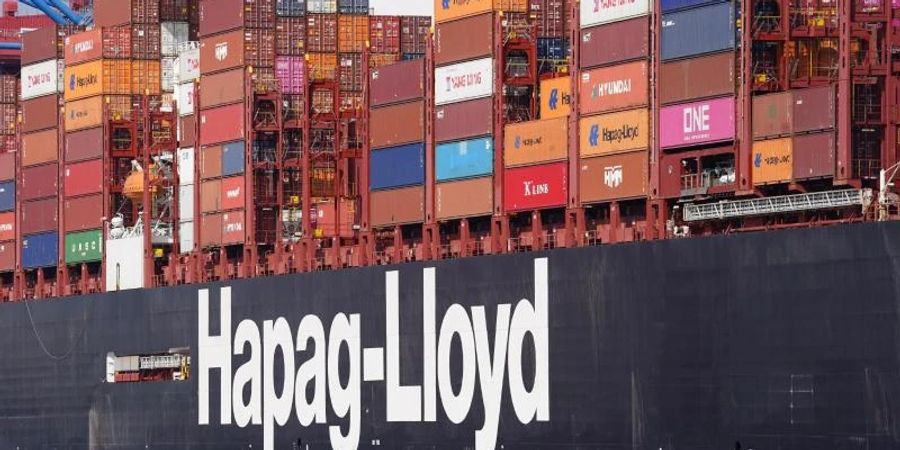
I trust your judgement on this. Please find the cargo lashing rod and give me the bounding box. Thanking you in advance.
[682,189,871,222]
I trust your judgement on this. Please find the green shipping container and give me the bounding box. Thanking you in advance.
[65,229,103,264]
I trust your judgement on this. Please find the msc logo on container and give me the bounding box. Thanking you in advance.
[604,165,624,188]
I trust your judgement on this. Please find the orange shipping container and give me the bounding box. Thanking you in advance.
[64,59,132,101]
[201,179,222,213]
[64,96,104,132]
[200,213,222,247]
[0,211,13,241]
[580,150,648,203]
[579,108,650,158]
[308,53,338,81]
[540,76,571,120]
[503,118,568,167]
[338,15,368,53]
[370,101,425,148]
[131,60,161,95]
[579,61,648,115]
[370,186,425,227]
[434,0,527,23]
[752,138,793,185]
[436,176,494,220]
[21,129,59,167]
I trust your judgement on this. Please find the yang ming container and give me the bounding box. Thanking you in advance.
[580,0,651,28]
[370,102,425,149]
[660,96,735,148]
[435,98,494,142]
[436,137,494,182]
[434,13,494,66]
[661,2,734,61]
[659,52,735,105]
[435,176,494,220]
[370,59,425,107]
[370,186,425,227]
[370,143,425,190]
[21,231,58,269]
[435,58,494,106]
[580,18,649,69]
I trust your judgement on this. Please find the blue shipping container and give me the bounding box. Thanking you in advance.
[436,136,494,182]
[661,2,734,61]
[0,181,13,212]
[276,0,306,16]
[222,141,245,177]
[338,0,368,14]
[370,143,425,191]
[22,232,58,269]
[537,38,568,61]
[661,0,727,13]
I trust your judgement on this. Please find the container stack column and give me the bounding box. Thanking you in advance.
[173,43,199,284]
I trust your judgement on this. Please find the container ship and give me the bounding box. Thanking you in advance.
[0,0,899,448]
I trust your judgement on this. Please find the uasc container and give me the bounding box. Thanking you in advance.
[65,229,103,264]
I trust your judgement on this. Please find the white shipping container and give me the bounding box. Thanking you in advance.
[175,47,200,83]
[161,57,176,92]
[435,57,494,106]
[175,82,195,116]
[21,59,62,100]
[179,221,195,254]
[177,147,195,185]
[161,22,190,57]
[581,0,652,28]
[307,0,337,13]
[105,236,145,292]
[179,184,195,222]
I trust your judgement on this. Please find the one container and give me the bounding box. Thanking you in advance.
[200,213,223,247]
[370,59,425,107]
[0,212,13,242]
[370,143,426,190]
[64,29,103,66]
[369,186,425,227]
[792,85,835,134]
[435,57,494,106]
[198,0,246,36]
[65,127,104,162]
[792,131,835,180]
[0,181,12,211]
[200,145,223,179]
[659,52,735,105]
[436,136,494,181]
[435,176,494,220]
[21,198,58,234]
[580,0,651,28]
[199,30,245,75]
[0,153,11,180]
[201,179,222,213]
[579,108,650,157]
[65,229,103,264]
[275,56,306,95]
[199,68,245,108]
[64,194,104,232]
[21,27,59,66]
[64,159,104,197]
[221,141,245,177]
[661,2,734,61]
[435,98,494,143]
[177,147,196,185]
[504,162,568,212]
[752,138,792,185]
[0,241,12,272]
[178,185,195,222]
[434,13,494,66]
[179,221,195,254]
[580,61,649,114]
[220,176,245,211]
[503,118,568,167]
[540,76,571,120]
[659,96,735,148]
[580,18,649,69]
[751,91,792,140]
[21,129,59,167]
[370,102,425,148]
[199,104,245,146]
[21,232,58,269]
[21,164,59,200]
[21,59,62,100]
[221,209,246,244]
[21,95,59,134]
[64,96,104,132]
[580,150,649,203]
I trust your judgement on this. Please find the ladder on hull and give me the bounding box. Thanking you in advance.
[683,189,871,222]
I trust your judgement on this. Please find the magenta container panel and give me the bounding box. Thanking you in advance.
[660,96,735,149]
[275,57,306,95]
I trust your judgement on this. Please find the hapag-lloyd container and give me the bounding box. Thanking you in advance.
[435,98,494,142]
[370,143,426,190]
[435,57,494,106]
[579,108,650,157]
[21,59,62,100]
[200,104,246,146]
[660,96,735,148]
[435,176,494,219]
[540,76,571,120]
[370,59,425,107]
[435,0,526,23]
[21,232,58,269]
[434,13,494,66]
[580,0,652,28]
[64,60,132,101]
[65,128,103,163]
[661,2,734,61]
[220,176,245,211]
[0,181,13,211]
[436,136,494,181]
[199,68,245,108]
[64,194,103,232]
[65,229,103,264]
[21,198,58,235]
[0,211,13,241]
[65,159,104,197]
[580,18,649,69]
[503,118,568,167]
[64,96,104,132]
[752,138,792,185]
[21,95,59,134]
[370,186,425,227]
[370,102,425,149]
[580,150,649,203]
[21,129,59,167]
[659,52,735,105]
[580,61,649,114]
[504,162,568,212]
[275,57,306,95]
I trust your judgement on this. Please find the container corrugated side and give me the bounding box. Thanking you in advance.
[221,141,245,177]
[21,59,62,100]
[177,147,195,185]
[579,108,650,157]
[201,179,222,213]
[435,57,494,106]
[580,18,649,69]
[21,231,58,269]
[0,181,13,211]
[752,91,792,140]
[436,136,494,182]
[21,27,59,66]
[21,164,59,200]
[64,194,103,232]
[369,186,425,227]
[338,15,368,53]
[21,129,59,167]
[435,98,494,143]
[0,241,13,272]
[579,61,649,114]
[198,0,246,36]
[0,211,12,241]
[580,0,651,28]
[661,2,734,61]
[434,13,494,66]
[179,221,195,254]
[793,131,835,180]
[661,0,723,13]
[540,76,571,120]
[503,118,568,167]
[199,104,245,146]
[435,176,494,220]
[580,150,649,203]
[504,162,567,212]
[21,198,58,234]
[65,127,104,162]
[179,185,195,222]
[21,95,59,134]
[220,176,245,211]
[792,85,835,134]
[64,159,104,197]
[65,229,103,264]
[370,143,426,190]
[199,30,245,75]
[64,96,104,132]
[370,102,425,149]
[659,52,735,105]
[0,153,12,181]
[199,68,245,108]
[434,0,526,23]
[370,59,425,107]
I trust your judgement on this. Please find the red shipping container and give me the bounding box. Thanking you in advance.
[200,213,223,246]
[221,209,245,244]
[0,75,16,104]
[0,211,13,241]
[21,129,59,167]
[435,98,494,143]
[659,52,735,105]
[20,198,58,234]
[65,127,104,162]
[200,104,245,146]
[435,13,494,66]
[530,0,566,38]
[792,85,835,134]
[580,61,649,115]
[131,24,162,60]
[181,115,197,147]
[369,16,401,54]
[369,186,425,227]
[160,0,191,21]
[21,95,59,134]
[21,163,59,200]
[276,17,307,56]
[793,131,835,180]
[199,68,245,108]
[22,27,61,66]
[339,15,369,53]
[198,0,245,37]
[370,59,425,107]
[199,30,245,74]
[65,159,104,197]
[307,14,338,53]
[369,53,401,70]
[0,152,13,181]
[401,16,431,55]
[504,162,568,212]
[201,179,222,212]
[64,193,104,232]
[244,28,276,68]
[0,240,12,272]
[370,102,425,148]
[95,0,160,26]
[220,176,245,210]
[339,53,364,93]
[580,18,649,69]
[0,105,16,136]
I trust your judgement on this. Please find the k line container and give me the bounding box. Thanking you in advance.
[579,108,650,157]
[540,76,571,120]
[434,13,494,66]
[661,2,734,61]
[21,95,59,134]
[64,194,104,232]
[0,181,12,211]
[370,102,425,149]
[659,96,735,148]
[65,159,104,197]
[435,176,494,219]
[580,150,649,203]
[435,98,494,142]
[752,138,793,185]
[503,118,568,167]
[21,198,58,234]
[21,129,59,167]
[21,59,62,100]
[370,186,425,227]
[659,52,735,105]
[21,232,58,270]
[220,176,245,211]
[504,162,568,212]
[580,61,649,114]
[65,127,104,162]
[581,0,651,28]
[436,136,494,181]
[435,57,494,106]
[0,241,12,272]
[21,164,59,200]
[580,18,649,69]
[64,96,104,131]
[370,143,426,190]
[199,104,246,146]
[370,59,425,107]
[199,68,245,108]
[0,212,13,241]
[65,229,103,264]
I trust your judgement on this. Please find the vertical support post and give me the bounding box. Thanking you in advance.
[566,0,584,248]
[737,0,754,193]
[492,13,507,253]
[141,95,153,289]
[837,0,853,184]
[424,34,437,261]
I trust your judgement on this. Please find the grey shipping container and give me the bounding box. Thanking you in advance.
[338,0,368,14]
[222,141,245,177]
[661,2,734,61]
[580,18,649,69]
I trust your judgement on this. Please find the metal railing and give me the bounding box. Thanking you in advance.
[683,189,868,222]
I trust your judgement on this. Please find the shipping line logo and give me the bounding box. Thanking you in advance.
[26,71,52,90]
[593,0,637,11]
[215,42,229,62]
[69,72,98,92]
[590,78,632,99]
[523,180,551,197]
[72,38,94,56]
[604,164,624,188]
[198,259,550,450]
[590,123,640,146]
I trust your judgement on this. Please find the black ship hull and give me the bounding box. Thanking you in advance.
[2,222,900,449]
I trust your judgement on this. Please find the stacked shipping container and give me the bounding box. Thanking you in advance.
[175,45,198,253]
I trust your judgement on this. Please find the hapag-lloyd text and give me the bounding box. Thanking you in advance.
[198,258,550,450]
